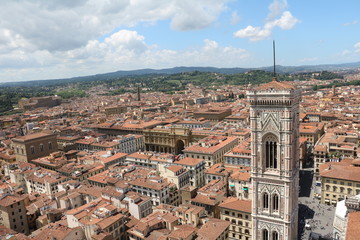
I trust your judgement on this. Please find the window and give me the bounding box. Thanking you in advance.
[333,186,337,192]
[263,193,269,209]
[272,193,279,211]
[272,231,279,240]
[40,144,44,152]
[264,135,278,169]
[30,146,35,154]
[48,142,53,150]
[262,229,269,240]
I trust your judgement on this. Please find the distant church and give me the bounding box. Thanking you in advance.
[247,44,301,240]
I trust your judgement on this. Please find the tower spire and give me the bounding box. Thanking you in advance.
[272,40,277,82]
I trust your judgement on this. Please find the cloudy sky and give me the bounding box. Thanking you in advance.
[1,0,360,82]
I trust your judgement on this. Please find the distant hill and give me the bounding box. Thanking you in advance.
[1,61,360,87]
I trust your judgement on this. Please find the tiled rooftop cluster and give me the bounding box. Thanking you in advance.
[1,77,360,239]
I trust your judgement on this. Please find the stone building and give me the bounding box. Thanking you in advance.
[193,107,232,122]
[18,96,61,110]
[247,78,301,240]
[12,132,58,162]
[143,126,192,154]
[0,194,30,235]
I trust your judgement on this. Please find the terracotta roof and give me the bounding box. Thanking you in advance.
[184,136,238,154]
[254,78,295,91]
[0,194,26,207]
[219,197,252,213]
[320,159,360,182]
[167,165,183,173]
[12,132,55,142]
[174,157,204,167]
[197,218,230,240]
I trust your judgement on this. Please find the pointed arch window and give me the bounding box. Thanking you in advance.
[262,229,269,240]
[273,193,279,212]
[272,231,279,240]
[263,192,269,209]
[264,135,278,169]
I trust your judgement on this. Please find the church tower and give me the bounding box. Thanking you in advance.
[247,76,301,240]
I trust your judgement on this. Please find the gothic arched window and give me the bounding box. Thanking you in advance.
[262,229,269,240]
[272,193,279,212]
[264,134,278,169]
[263,192,269,209]
[272,231,279,240]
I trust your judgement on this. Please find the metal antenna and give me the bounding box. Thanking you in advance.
[273,40,277,80]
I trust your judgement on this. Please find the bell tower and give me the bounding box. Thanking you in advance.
[247,42,301,240]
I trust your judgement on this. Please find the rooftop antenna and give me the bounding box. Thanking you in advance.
[272,40,277,81]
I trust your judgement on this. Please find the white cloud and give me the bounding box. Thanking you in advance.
[267,0,288,20]
[0,0,234,81]
[271,11,299,30]
[0,0,228,53]
[343,20,358,26]
[234,0,299,41]
[0,30,250,81]
[341,49,351,56]
[231,11,241,25]
[170,0,227,31]
[355,42,360,53]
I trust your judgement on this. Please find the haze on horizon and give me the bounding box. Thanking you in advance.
[1,0,360,82]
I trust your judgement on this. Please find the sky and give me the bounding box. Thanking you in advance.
[0,0,360,82]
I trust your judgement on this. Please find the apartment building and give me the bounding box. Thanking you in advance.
[191,179,227,218]
[219,197,252,240]
[25,169,69,195]
[184,136,238,168]
[66,199,127,240]
[320,159,360,205]
[173,157,206,188]
[131,176,172,206]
